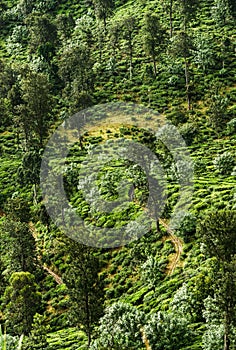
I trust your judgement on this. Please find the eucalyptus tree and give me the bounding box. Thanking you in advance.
[212,0,233,26]
[0,60,16,128]
[140,255,163,292]
[56,13,75,41]
[142,12,166,77]
[1,219,37,274]
[208,89,229,131]
[144,311,194,349]
[192,33,216,73]
[108,21,121,58]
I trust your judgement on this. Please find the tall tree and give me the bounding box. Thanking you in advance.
[142,13,166,77]
[208,83,229,131]
[177,0,199,32]
[163,0,175,37]
[212,0,233,26]
[169,31,193,109]
[1,197,37,274]
[93,0,114,30]
[16,70,53,149]
[25,13,57,63]
[197,210,236,350]
[3,272,42,336]
[1,220,37,274]
[63,240,104,346]
[121,14,136,80]
[58,42,94,112]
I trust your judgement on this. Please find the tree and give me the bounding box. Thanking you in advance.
[1,219,37,274]
[197,210,236,350]
[140,256,163,292]
[23,313,49,350]
[58,42,94,112]
[0,60,16,128]
[15,69,53,149]
[0,1,7,28]
[56,13,75,41]
[0,326,24,350]
[213,152,235,175]
[3,272,42,336]
[63,240,104,347]
[90,302,145,349]
[177,0,199,32]
[0,197,37,274]
[163,0,174,37]
[121,14,136,80]
[17,149,43,199]
[142,13,165,77]
[93,0,114,30]
[25,13,57,63]
[192,33,216,73]
[208,89,229,131]
[144,311,194,349]
[108,21,121,58]
[169,31,193,109]
[212,0,232,26]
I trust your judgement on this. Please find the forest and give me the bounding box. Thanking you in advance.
[0,0,235,349]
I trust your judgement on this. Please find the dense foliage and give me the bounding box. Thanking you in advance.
[0,0,235,349]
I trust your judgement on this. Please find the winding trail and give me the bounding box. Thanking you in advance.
[29,222,63,285]
[159,219,183,276]
[43,265,63,285]
[140,327,151,350]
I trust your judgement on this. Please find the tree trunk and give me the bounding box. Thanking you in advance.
[156,218,160,233]
[85,292,91,347]
[184,56,191,110]
[129,44,133,80]
[224,320,230,350]
[152,55,157,77]
[169,0,173,37]
[224,299,231,350]
[128,33,133,80]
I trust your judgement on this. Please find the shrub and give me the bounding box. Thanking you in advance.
[213,152,235,175]
[227,118,236,135]
[180,123,197,146]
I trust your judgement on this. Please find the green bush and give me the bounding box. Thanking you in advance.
[213,152,235,175]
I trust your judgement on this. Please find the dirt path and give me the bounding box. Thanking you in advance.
[29,222,63,285]
[43,265,63,285]
[159,219,183,276]
[140,327,152,350]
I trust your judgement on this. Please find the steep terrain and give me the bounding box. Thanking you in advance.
[0,0,235,349]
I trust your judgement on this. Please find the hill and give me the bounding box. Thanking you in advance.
[0,0,235,349]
